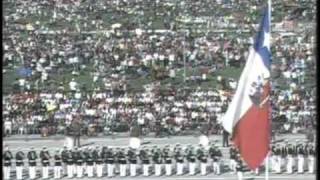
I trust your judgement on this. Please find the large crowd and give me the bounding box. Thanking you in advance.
[3,0,316,138]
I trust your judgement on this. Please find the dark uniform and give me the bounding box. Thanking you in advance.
[61,147,69,176]
[106,148,115,177]
[54,150,63,178]
[85,149,94,177]
[306,144,315,173]
[15,150,25,180]
[211,146,222,175]
[140,148,150,176]
[128,148,138,176]
[174,147,184,175]
[286,144,294,173]
[3,148,13,180]
[197,147,208,175]
[27,148,37,179]
[222,129,230,147]
[281,144,288,173]
[236,155,244,180]
[40,148,51,179]
[74,148,84,178]
[95,147,104,177]
[118,148,127,176]
[271,144,276,172]
[186,147,196,175]
[66,150,75,178]
[275,144,282,173]
[296,144,305,173]
[163,146,172,175]
[229,146,237,173]
[153,147,162,176]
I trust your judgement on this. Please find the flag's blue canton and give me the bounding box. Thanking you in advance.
[254,6,271,69]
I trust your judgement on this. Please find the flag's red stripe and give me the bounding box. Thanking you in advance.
[232,83,271,170]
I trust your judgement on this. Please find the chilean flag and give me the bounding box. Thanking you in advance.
[222,6,271,170]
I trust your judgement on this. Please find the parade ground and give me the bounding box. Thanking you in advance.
[3,133,315,180]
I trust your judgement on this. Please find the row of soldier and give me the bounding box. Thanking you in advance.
[3,142,315,180]
[3,143,225,179]
[270,141,315,174]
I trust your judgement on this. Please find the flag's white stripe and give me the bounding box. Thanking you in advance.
[222,48,270,134]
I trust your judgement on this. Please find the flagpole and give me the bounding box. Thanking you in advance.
[265,152,269,180]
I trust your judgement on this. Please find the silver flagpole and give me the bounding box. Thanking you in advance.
[265,152,269,180]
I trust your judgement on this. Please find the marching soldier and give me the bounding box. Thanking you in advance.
[174,144,184,175]
[229,146,237,174]
[286,143,294,174]
[281,142,288,173]
[40,147,51,179]
[270,144,276,172]
[140,147,151,176]
[197,145,208,175]
[128,147,138,176]
[152,146,162,176]
[306,143,315,173]
[296,142,305,173]
[95,146,104,177]
[54,149,63,179]
[61,146,69,176]
[163,145,173,176]
[118,148,127,177]
[15,148,25,180]
[106,147,115,177]
[210,145,222,175]
[3,146,13,180]
[66,149,75,178]
[92,146,101,174]
[187,146,196,175]
[27,147,37,180]
[236,154,244,180]
[85,147,95,177]
[284,144,294,174]
[101,147,108,176]
[74,147,84,178]
[274,144,282,173]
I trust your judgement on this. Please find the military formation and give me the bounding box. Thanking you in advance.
[270,141,315,174]
[2,141,315,180]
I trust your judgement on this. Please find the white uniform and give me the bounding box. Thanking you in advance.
[275,153,282,173]
[286,155,293,174]
[76,164,83,178]
[200,162,207,175]
[41,152,50,179]
[189,162,196,175]
[96,164,104,177]
[54,166,62,179]
[213,161,221,175]
[308,155,314,173]
[107,164,114,177]
[297,154,305,173]
[143,164,150,176]
[130,164,137,176]
[176,162,184,175]
[119,164,127,176]
[67,164,74,178]
[87,165,94,177]
[3,166,11,180]
[230,159,237,173]
[165,163,172,176]
[3,151,13,180]
[16,166,24,180]
[155,164,162,176]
